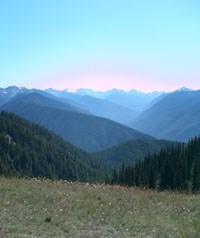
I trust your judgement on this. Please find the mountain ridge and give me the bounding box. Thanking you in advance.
[131,90,200,142]
[1,92,153,152]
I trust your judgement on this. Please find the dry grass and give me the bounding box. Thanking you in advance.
[0,177,200,237]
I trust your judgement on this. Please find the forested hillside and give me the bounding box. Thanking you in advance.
[95,139,174,168]
[111,136,200,191]
[0,112,106,182]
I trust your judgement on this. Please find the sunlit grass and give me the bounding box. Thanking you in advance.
[0,177,200,237]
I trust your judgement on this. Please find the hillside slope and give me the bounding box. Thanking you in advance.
[131,90,200,141]
[113,136,200,191]
[46,89,138,125]
[102,89,163,111]
[0,112,106,181]
[95,139,175,168]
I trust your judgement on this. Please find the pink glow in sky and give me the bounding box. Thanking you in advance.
[1,1,200,92]
[33,67,158,92]
[27,59,199,93]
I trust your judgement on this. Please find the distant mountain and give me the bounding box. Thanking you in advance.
[73,88,164,111]
[143,92,168,111]
[0,86,166,117]
[94,139,174,168]
[46,88,138,125]
[1,93,153,152]
[45,88,82,101]
[75,88,163,100]
[143,87,192,111]
[174,87,192,92]
[75,88,107,98]
[0,112,106,182]
[71,95,138,125]
[46,88,164,123]
[0,86,54,107]
[100,89,164,111]
[8,92,87,114]
[0,86,28,106]
[131,90,200,142]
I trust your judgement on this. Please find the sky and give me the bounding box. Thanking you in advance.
[0,0,200,92]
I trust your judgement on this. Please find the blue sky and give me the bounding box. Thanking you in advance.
[0,0,200,92]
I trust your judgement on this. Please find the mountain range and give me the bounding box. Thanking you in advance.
[131,89,200,142]
[74,88,164,111]
[46,88,139,124]
[1,85,199,152]
[1,91,153,152]
[1,85,200,191]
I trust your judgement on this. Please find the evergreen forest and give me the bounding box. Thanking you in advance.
[110,137,200,191]
[0,111,106,182]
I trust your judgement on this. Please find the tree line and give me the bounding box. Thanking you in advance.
[110,136,200,192]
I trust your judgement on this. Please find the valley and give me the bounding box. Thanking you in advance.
[1,86,200,177]
[1,1,199,237]
[0,88,154,152]
[1,86,200,237]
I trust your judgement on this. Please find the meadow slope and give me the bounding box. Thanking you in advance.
[1,178,200,237]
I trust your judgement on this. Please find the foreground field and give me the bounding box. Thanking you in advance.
[0,178,200,238]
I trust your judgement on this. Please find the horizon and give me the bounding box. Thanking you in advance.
[0,1,200,92]
[0,85,196,94]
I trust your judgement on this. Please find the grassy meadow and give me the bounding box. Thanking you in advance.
[0,177,200,238]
